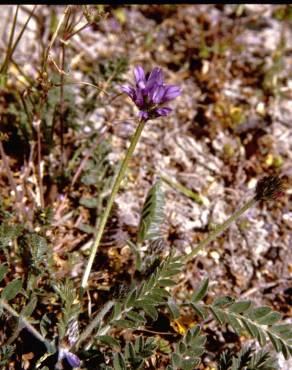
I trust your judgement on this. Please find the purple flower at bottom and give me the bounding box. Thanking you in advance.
[121,65,181,121]
[59,348,81,368]
[65,351,81,368]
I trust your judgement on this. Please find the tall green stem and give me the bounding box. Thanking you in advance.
[81,119,146,290]
[184,197,257,262]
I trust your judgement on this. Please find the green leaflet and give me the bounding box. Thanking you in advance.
[271,324,292,340]
[1,279,22,301]
[190,303,208,320]
[0,264,8,282]
[229,300,251,314]
[256,311,282,326]
[98,335,120,349]
[167,299,180,319]
[126,311,146,324]
[143,305,158,321]
[191,278,209,303]
[20,295,38,318]
[0,223,22,249]
[113,352,126,370]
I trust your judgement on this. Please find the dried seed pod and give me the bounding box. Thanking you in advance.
[255,175,285,201]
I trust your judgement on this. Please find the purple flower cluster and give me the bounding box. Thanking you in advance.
[121,66,181,121]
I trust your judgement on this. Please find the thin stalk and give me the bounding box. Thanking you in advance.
[80,119,146,291]
[160,173,204,205]
[184,196,258,262]
[1,6,37,75]
[53,81,109,95]
[6,6,37,65]
[36,121,45,208]
[42,5,70,72]
[0,5,19,75]
[65,22,90,40]
[59,42,65,171]
[0,299,53,351]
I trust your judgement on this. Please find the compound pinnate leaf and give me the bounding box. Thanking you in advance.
[137,180,165,243]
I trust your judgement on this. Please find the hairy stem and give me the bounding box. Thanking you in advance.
[81,119,146,291]
[184,196,257,262]
[0,299,53,351]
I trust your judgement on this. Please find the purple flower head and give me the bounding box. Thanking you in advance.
[121,65,181,121]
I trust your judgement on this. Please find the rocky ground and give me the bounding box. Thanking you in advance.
[0,5,291,369]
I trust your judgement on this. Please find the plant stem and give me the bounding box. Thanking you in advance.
[66,22,90,40]
[0,6,37,76]
[0,6,19,77]
[37,129,45,208]
[80,119,146,291]
[160,173,204,205]
[42,6,70,72]
[184,196,257,262]
[59,42,65,171]
[6,6,37,67]
[0,299,53,351]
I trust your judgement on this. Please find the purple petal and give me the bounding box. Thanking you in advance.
[144,79,158,95]
[145,69,164,95]
[161,85,181,102]
[121,85,135,99]
[65,351,81,368]
[147,67,164,85]
[151,85,166,104]
[155,107,172,116]
[134,66,146,88]
[138,111,149,121]
[134,89,144,108]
